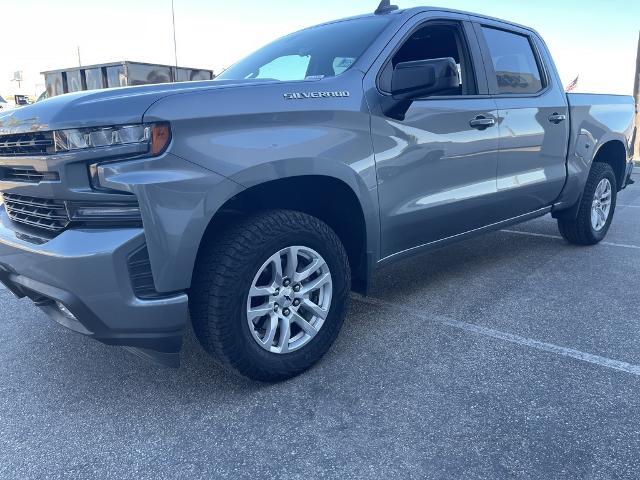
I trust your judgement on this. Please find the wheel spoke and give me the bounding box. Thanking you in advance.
[250,284,275,297]
[247,303,273,321]
[293,257,325,283]
[260,313,278,347]
[597,207,607,225]
[595,181,603,198]
[591,209,599,229]
[284,247,299,280]
[291,311,318,338]
[300,272,331,295]
[301,298,329,320]
[272,254,284,285]
[277,316,291,353]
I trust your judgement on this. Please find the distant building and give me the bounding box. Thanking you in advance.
[41,61,215,98]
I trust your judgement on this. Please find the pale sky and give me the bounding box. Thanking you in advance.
[1,0,638,98]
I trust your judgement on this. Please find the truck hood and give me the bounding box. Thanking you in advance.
[0,79,276,135]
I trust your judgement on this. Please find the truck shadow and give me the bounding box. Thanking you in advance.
[20,225,569,404]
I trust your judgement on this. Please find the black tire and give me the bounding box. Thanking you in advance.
[190,209,351,382]
[557,162,617,245]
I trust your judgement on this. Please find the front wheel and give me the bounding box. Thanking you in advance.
[190,210,350,382]
[557,162,617,245]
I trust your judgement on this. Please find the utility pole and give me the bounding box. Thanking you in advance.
[634,31,640,161]
[77,46,82,67]
[171,0,178,69]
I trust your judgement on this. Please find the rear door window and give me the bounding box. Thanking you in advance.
[481,27,544,95]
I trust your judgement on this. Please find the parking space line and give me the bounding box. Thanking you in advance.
[501,229,640,250]
[618,204,640,208]
[353,295,640,376]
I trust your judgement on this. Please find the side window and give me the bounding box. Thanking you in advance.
[481,27,544,94]
[251,55,311,81]
[380,23,477,96]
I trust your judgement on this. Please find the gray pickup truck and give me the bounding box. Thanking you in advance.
[0,2,635,381]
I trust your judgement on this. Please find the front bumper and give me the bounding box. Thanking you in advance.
[0,210,189,366]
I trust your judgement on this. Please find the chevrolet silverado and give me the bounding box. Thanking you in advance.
[0,2,635,381]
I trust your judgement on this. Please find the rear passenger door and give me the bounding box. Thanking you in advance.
[474,21,570,218]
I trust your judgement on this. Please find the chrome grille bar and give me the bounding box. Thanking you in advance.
[2,193,70,232]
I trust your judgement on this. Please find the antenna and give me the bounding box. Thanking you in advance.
[375,0,399,14]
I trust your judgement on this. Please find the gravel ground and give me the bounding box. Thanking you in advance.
[0,172,639,479]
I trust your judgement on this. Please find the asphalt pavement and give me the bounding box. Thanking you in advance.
[1,172,639,479]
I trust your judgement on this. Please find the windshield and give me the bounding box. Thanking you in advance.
[217,16,391,82]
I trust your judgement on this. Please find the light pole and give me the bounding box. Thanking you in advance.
[172,0,178,69]
[634,31,639,161]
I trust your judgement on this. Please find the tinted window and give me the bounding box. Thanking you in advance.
[482,27,543,94]
[217,16,391,81]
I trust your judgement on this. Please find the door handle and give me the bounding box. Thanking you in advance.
[469,116,496,130]
[548,113,566,124]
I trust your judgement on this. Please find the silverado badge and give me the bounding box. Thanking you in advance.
[283,91,350,100]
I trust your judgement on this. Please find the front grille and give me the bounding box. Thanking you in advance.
[3,193,70,232]
[128,246,161,299]
[0,132,54,157]
[0,167,59,183]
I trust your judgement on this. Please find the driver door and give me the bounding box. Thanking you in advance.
[365,14,502,260]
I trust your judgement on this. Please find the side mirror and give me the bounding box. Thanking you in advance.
[382,57,460,120]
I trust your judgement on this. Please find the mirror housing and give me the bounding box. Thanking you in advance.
[382,57,460,120]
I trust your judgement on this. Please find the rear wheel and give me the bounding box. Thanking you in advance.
[557,162,617,245]
[190,210,350,382]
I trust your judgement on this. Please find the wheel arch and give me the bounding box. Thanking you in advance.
[193,172,379,295]
[591,138,628,191]
[553,136,629,221]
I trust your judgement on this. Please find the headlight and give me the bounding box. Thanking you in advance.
[53,123,170,156]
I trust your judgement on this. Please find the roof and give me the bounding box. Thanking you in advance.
[310,5,538,35]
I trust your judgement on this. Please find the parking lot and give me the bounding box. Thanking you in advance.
[0,171,638,479]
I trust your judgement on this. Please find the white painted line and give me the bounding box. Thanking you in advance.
[617,204,640,208]
[353,295,640,376]
[501,229,640,250]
